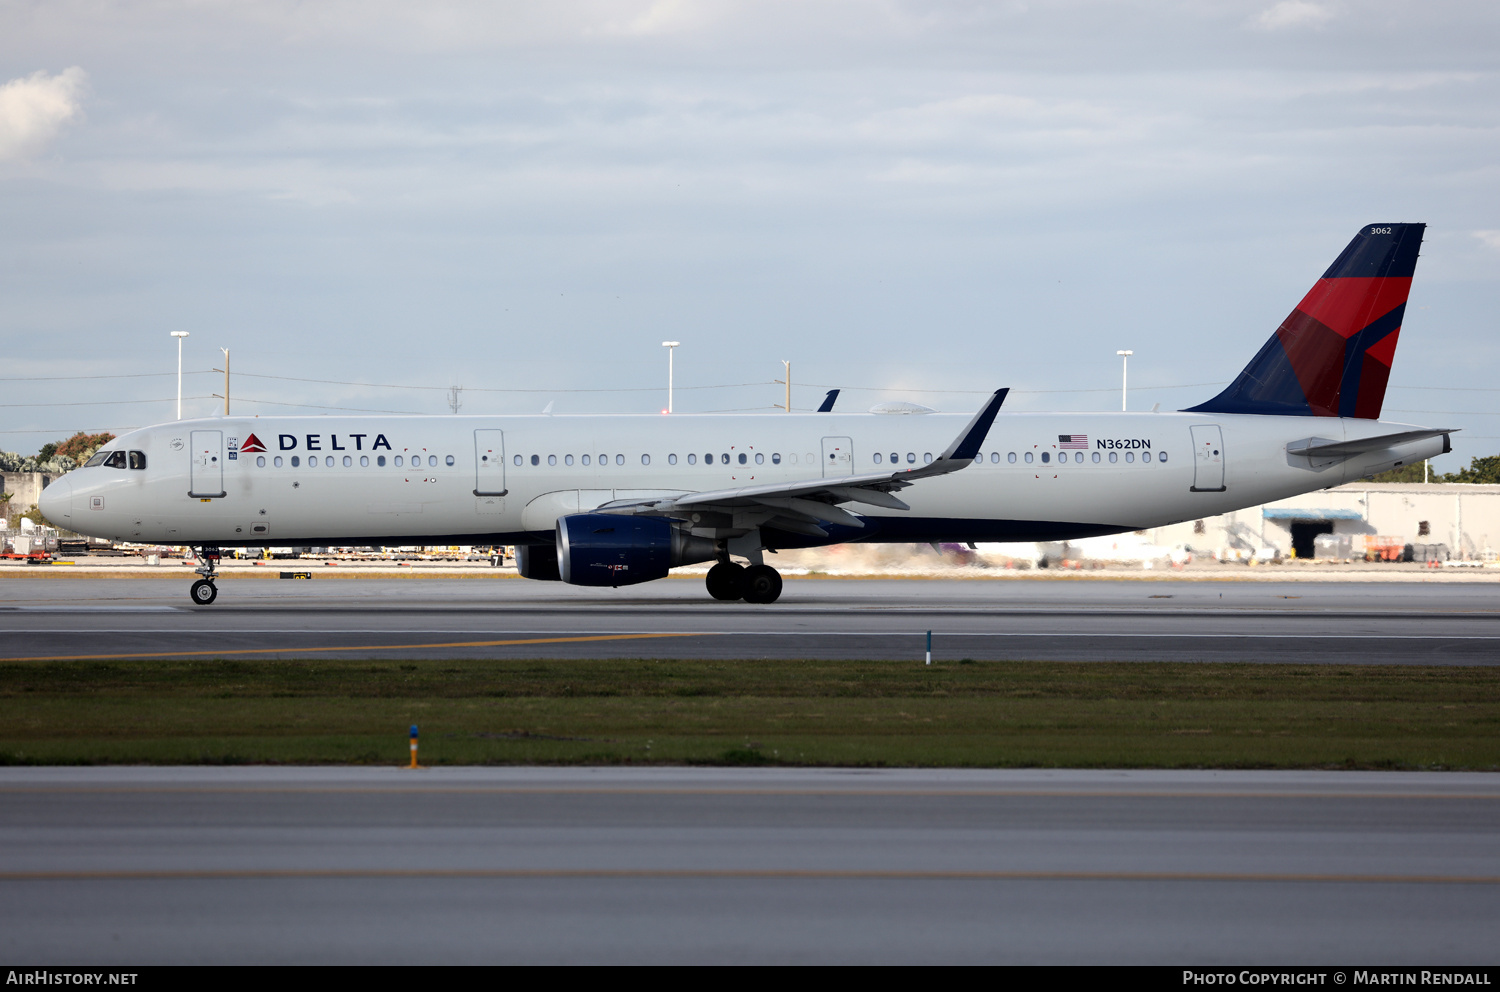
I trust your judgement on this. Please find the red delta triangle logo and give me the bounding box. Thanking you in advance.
[240,433,267,453]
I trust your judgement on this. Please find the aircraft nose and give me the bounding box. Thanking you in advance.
[39,476,72,526]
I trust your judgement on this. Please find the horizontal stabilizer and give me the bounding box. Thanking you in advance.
[1288,429,1456,460]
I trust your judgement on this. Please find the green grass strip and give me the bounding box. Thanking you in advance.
[2,658,1497,769]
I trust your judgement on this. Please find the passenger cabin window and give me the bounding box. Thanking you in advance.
[275,456,284,467]
[343,455,353,467]
[1024,452,1033,464]
[530,455,539,466]
[327,456,336,467]
[360,456,369,467]
[565,454,574,466]
[772,453,781,464]
[1041,452,1050,464]
[256,456,266,467]
[446,455,456,466]
[642,454,651,465]
[377,456,385,466]
[1092,452,1101,463]
[703,453,713,464]
[616,454,625,466]
[129,451,147,470]
[738,453,747,465]
[513,455,522,466]
[429,455,438,467]
[755,453,764,464]
[1007,452,1016,464]
[1109,452,1118,463]
[1159,452,1169,463]
[688,453,697,465]
[992,452,1002,464]
[1125,452,1135,463]
[668,454,677,465]
[395,456,403,467]
[291,456,301,467]
[1142,451,1152,463]
[548,455,557,466]
[582,455,591,465]
[874,453,883,464]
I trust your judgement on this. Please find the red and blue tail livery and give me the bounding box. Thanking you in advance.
[1188,223,1424,419]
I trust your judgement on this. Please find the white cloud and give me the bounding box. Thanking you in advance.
[1474,231,1500,251]
[0,67,88,162]
[1253,1,1337,30]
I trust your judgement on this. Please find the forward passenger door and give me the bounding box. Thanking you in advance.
[188,430,226,498]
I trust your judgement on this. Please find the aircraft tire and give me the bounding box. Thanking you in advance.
[741,565,783,604]
[705,562,746,601]
[190,579,218,606]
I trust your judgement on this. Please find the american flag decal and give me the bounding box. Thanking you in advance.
[1058,434,1088,449]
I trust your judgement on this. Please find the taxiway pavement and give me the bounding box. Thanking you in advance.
[2,576,1498,663]
[1,766,1496,964]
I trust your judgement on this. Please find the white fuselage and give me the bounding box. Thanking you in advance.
[42,410,1444,550]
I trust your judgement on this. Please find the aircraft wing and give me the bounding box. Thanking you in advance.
[599,389,1008,535]
[1288,428,1456,460]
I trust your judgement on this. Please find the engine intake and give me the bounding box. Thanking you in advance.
[556,513,715,586]
[515,544,561,581]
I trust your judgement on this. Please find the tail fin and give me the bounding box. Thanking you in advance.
[1186,223,1424,418]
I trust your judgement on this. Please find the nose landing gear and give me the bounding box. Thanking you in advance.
[188,546,221,606]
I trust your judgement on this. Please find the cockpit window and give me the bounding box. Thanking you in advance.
[103,451,127,469]
[129,451,147,470]
[85,452,108,467]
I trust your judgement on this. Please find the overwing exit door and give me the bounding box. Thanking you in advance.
[822,436,854,477]
[1190,425,1226,492]
[474,430,508,496]
[188,430,226,497]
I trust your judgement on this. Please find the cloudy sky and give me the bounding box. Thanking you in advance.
[2,0,1497,466]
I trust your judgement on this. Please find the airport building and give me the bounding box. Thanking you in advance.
[1149,483,1500,561]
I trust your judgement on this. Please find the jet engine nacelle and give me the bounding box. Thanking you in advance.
[556,513,716,586]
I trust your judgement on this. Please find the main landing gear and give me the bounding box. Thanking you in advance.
[705,561,783,604]
[189,546,221,606]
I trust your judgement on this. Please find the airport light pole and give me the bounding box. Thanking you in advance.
[1116,350,1133,412]
[662,341,680,413]
[170,331,190,419]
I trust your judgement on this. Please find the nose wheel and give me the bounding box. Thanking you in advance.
[188,545,222,606]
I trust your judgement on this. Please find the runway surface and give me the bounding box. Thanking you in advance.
[2,766,1496,964]
[2,576,1499,663]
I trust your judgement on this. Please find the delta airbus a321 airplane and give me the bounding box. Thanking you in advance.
[42,223,1453,606]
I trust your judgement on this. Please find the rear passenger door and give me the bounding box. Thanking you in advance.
[1189,425,1225,492]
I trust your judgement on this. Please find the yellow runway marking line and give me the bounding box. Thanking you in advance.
[2,868,1496,885]
[2,787,1497,801]
[0,631,712,663]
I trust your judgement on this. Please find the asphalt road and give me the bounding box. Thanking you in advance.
[2,575,1499,663]
[1,766,1496,964]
